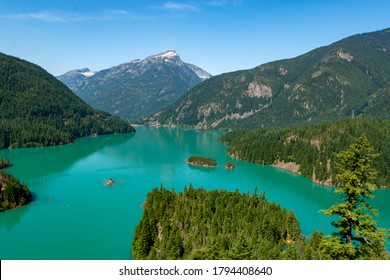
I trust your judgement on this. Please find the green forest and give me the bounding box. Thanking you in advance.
[0,158,32,212]
[187,156,217,167]
[132,185,328,260]
[220,118,390,187]
[0,53,135,149]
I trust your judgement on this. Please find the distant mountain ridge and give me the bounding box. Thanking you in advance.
[149,28,390,129]
[0,53,134,149]
[58,50,211,121]
[57,68,96,91]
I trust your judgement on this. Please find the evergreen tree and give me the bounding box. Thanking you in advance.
[227,234,254,260]
[320,135,390,259]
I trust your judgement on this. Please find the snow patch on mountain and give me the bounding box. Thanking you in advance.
[81,70,96,77]
[186,63,212,80]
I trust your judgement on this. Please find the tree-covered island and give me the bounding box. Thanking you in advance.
[187,156,217,167]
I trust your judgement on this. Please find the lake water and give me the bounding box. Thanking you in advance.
[0,126,389,259]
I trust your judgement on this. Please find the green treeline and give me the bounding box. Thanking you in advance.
[187,156,217,167]
[132,186,324,260]
[0,53,134,149]
[0,159,32,212]
[220,118,390,187]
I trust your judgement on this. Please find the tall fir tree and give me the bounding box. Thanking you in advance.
[320,135,390,259]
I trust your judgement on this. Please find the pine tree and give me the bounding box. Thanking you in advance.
[320,135,390,259]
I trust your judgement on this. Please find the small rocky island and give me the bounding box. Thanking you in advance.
[224,161,236,169]
[187,156,217,167]
[105,178,115,186]
[0,158,11,169]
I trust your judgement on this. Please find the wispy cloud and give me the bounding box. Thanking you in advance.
[0,11,69,23]
[208,0,227,6]
[105,9,130,16]
[208,0,243,7]
[0,11,103,23]
[0,9,146,23]
[160,1,199,12]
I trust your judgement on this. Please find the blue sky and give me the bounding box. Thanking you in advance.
[1,0,389,76]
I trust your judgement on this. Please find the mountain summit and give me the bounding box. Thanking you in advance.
[58,51,211,120]
[147,50,179,60]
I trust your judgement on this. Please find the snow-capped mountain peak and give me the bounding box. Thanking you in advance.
[57,50,212,119]
[146,50,179,60]
[158,50,178,58]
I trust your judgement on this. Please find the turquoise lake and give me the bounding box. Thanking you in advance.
[1,126,389,259]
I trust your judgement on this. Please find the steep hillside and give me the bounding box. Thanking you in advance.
[150,28,390,129]
[220,118,390,187]
[0,53,134,149]
[58,50,211,120]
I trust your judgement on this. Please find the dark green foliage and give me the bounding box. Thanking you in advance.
[281,231,327,260]
[220,118,390,187]
[320,136,390,259]
[151,28,390,129]
[0,157,11,169]
[0,53,135,149]
[187,156,217,167]
[132,185,305,260]
[0,170,32,212]
[0,158,32,211]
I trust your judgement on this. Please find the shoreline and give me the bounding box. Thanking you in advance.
[186,161,218,168]
[271,161,334,187]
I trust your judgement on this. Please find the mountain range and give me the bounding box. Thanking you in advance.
[57,50,211,121]
[0,53,134,149]
[148,28,390,129]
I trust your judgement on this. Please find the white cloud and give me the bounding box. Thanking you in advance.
[0,12,67,22]
[106,9,130,16]
[0,11,98,23]
[160,1,199,12]
[208,0,243,6]
[209,0,227,6]
[0,9,147,23]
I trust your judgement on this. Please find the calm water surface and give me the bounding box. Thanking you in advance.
[0,126,389,259]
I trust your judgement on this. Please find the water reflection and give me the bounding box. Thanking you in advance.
[0,204,31,231]
[0,133,134,181]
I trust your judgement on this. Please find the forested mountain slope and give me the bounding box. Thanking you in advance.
[150,28,390,129]
[220,118,390,187]
[0,53,134,149]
